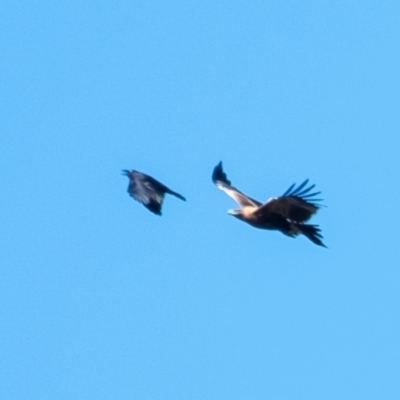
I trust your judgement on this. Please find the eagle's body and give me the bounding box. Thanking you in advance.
[212,162,326,247]
[123,169,185,215]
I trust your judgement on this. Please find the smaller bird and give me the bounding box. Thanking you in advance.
[122,169,186,215]
[212,162,326,247]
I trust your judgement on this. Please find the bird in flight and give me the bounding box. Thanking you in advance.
[122,169,186,215]
[212,162,326,247]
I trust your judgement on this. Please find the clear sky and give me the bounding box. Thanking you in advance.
[1,2,400,399]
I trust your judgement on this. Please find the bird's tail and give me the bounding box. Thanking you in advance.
[298,224,326,247]
[166,189,186,202]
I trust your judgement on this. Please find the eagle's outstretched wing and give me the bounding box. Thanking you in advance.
[255,179,323,222]
[212,162,261,207]
[123,170,185,215]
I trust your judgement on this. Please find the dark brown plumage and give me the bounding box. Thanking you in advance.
[123,169,185,215]
[212,162,326,247]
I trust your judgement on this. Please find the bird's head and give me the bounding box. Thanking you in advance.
[227,209,244,220]
[122,169,132,177]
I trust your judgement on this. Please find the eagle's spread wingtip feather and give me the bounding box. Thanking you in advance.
[282,183,296,197]
[295,184,316,196]
[212,161,232,187]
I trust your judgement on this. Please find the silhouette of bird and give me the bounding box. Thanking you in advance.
[212,162,326,247]
[123,169,185,215]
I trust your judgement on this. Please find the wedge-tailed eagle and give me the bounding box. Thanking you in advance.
[212,162,326,247]
[123,169,186,215]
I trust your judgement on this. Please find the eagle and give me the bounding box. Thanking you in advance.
[122,169,186,215]
[212,162,326,247]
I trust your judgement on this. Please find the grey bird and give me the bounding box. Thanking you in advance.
[212,161,326,247]
[123,169,186,215]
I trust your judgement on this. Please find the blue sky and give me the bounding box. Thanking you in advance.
[1,2,400,399]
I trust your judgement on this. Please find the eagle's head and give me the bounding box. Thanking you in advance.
[227,209,245,220]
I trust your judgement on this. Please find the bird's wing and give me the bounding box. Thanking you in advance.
[125,171,168,215]
[212,162,261,207]
[255,179,323,222]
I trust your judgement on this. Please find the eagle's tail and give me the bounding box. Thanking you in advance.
[298,224,326,247]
